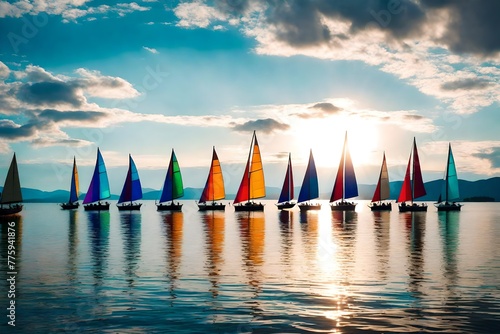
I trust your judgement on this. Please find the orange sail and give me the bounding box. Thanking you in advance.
[199,147,225,203]
[234,131,265,204]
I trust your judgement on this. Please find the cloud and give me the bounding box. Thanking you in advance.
[0,1,150,21]
[143,46,159,54]
[16,81,84,108]
[232,118,290,134]
[0,119,36,139]
[422,0,500,56]
[295,102,342,119]
[0,61,10,80]
[74,68,140,99]
[174,1,227,28]
[441,78,493,91]
[473,147,500,169]
[172,1,500,115]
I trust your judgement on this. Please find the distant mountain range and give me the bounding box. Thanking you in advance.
[1,177,499,203]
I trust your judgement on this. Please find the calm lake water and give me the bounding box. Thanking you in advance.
[1,201,500,333]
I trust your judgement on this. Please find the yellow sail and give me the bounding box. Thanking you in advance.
[249,135,265,200]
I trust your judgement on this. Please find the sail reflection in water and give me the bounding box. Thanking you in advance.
[4,201,500,333]
[161,211,183,298]
[120,212,142,286]
[201,212,225,298]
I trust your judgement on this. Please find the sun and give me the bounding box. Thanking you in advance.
[292,116,379,169]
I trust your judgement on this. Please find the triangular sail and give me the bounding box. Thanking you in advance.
[371,153,390,202]
[159,149,184,203]
[330,133,358,201]
[118,154,143,204]
[0,154,22,204]
[344,135,358,199]
[68,157,79,203]
[397,151,413,203]
[442,144,459,202]
[200,147,225,203]
[83,149,110,204]
[412,139,426,199]
[234,132,265,204]
[278,153,294,204]
[250,135,265,200]
[298,150,319,203]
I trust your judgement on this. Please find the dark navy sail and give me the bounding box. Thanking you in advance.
[298,150,319,203]
[118,154,143,204]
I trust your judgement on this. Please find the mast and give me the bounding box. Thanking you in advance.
[247,132,255,203]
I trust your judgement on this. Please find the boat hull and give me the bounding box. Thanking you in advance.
[369,202,392,211]
[398,203,427,212]
[117,203,142,211]
[0,204,23,216]
[156,203,183,211]
[435,203,462,212]
[60,202,79,210]
[330,202,357,211]
[198,203,226,211]
[234,202,264,212]
[298,203,321,211]
[276,202,296,210]
[84,202,110,211]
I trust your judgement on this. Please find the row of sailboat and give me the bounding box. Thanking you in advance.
[0,131,462,216]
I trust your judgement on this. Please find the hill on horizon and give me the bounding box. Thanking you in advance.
[3,177,499,203]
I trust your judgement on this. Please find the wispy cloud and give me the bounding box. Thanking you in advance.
[143,46,159,54]
[0,1,151,22]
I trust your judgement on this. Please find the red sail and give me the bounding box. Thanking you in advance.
[397,153,412,203]
[233,160,250,204]
[330,148,345,202]
[372,176,382,202]
[412,139,426,199]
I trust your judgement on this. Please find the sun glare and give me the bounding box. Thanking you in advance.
[293,116,379,168]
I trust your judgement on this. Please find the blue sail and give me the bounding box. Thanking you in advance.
[298,150,319,203]
[278,153,294,203]
[118,154,143,204]
[343,134,358,199]
[83,148,110,204]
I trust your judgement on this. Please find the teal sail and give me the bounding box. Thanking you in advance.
[83,148,110,204]
[441,144,459,202]
[118,154,143,204]
[298,149,319,203]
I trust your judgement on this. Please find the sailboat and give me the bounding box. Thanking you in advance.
[369,153,392,211]
[276,153,295,210]
[198,147,226,211]
[397,138,427,212]
[0,154,23,216]
[157,149,184,211]
[298,149,321,211]
[117,154,143,211]
[60,157,80,210]
[330,133,358,211]
[434,144,462,211]
[83,148,111,211]
[234,131,265,211]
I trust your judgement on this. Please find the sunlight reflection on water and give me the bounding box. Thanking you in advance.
[0,201,499,333]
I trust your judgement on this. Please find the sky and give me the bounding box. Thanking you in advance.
[0,0,500,195]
